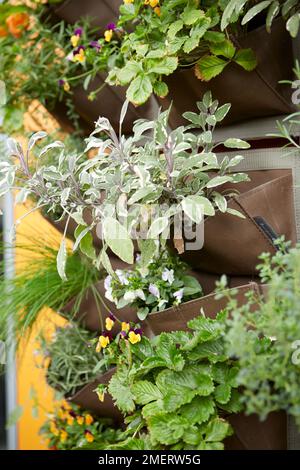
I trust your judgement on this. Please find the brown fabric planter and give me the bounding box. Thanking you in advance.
[68,368,122,421]
[159,19,295,129]
[225,412,287,450]
[178,169,297,276]
[145,282,267,335]
[71,73,157,136]
[52,0,122,33]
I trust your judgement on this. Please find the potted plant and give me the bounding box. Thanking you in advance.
[98,311,286,449]
[62,0,297,128]
[39,322,122,420]
[40,401,123,449]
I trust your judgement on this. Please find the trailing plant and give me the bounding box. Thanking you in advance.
[40,401,122,450]
[0,238,101,343]
[39,323,106,397]
[105,248,202,320]
[101,312,242,450]
[64,0,258,106]
[0,1,91,133]
[1,93,250,280]
[219,239,300,429]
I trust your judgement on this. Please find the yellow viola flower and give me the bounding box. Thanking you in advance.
[154,6,161,15]
[50,421,59,437]
[76,416,84,425]
[85,414,94,425]
[58,409,67,420]
[149,0,159,7]
[104,29,113,42]
[66,414,74,426]
[124,0,134,3]
[96,334,110,352]
[62,400,71,411]
[121,322,130,333]
[85,431,94,443]
[128,331,141,344]
[105,316,114,331]
[70,34,80,48]
[74,48,85,63]
[60,430,68,443]
[63,82,70,92]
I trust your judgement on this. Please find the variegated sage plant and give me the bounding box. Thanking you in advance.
[0,92,250,280]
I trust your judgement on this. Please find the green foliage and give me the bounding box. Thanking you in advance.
[0,238,101,343]
[1,93,249,279]
[222,240,300,429]
[107,313,241,450]
[221,0,299,36]
[39,401,122,450]
[65,0,258,106]
[0,2,88,133]
[40,323,104,397]
[105,249,202,320]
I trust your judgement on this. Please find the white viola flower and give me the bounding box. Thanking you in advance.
[105,289,115,303]
[115,269,129,285]
[66,51,74,61]
[149,283,160,298]
[173,288,184,303]
[124,289,146,302]
[104,275,112,291]
[124,291,137,302]
[162,268,175,285]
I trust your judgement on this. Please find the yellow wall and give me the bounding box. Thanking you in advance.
[15,202,67,449]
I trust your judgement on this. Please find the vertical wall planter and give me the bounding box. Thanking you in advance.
[67,368,122,421]
[159,19,295,129]
[52,0,122,33]
[178,169,297,275]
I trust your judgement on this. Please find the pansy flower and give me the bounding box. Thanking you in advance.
[70,27,83,48]
[105,313,116,331]
[89,40,101,52]
[85,430,94,443]
[128,328,142,344]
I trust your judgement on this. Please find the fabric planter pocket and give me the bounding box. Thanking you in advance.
[159,19,295,129]
[52,0,122,33]
[146,282,266,335]
[70,73,158,135]
[178,169,297,276]
[225,412,287,450]
[68,368,122,421]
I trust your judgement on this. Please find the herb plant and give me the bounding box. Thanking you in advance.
[40,323,104,397]
[106,313,242,450]
[0,239,101,342]
[105,249,202,320]
[221,240,300,429]
[1,93,250,280]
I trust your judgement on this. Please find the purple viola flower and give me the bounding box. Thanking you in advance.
[73,45,85,54]
[134,328,143,336]
[149,283,160,298]
[58,79,65,86]
[74,27,83,36]
[173,288,184,303]
[106,22,116,31]
[89,40,102,52]
[109,313,116,321]
[120,330,127,338]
